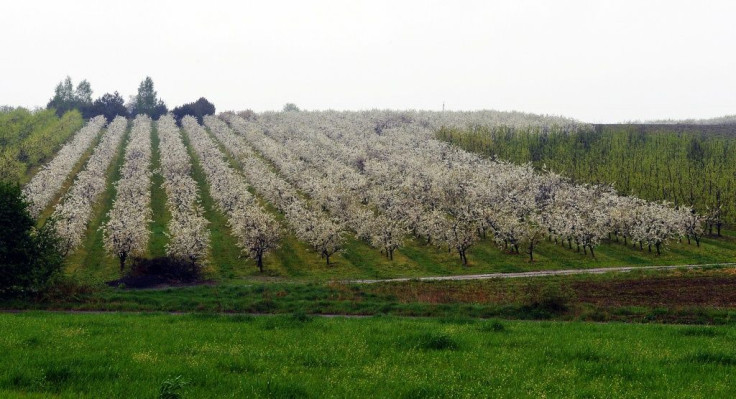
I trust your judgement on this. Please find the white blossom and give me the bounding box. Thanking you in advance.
[53,116,128,254]
[23,115,106,217]
[182,116,280,271]
[102,115,153,272]
[157,114,210,262]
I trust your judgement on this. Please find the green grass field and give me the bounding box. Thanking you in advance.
[1,312,734,398]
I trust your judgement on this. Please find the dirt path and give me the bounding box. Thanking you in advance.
[347,263,736,284]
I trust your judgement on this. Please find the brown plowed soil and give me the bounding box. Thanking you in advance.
[368,271,736,309]
[572,276,736,307]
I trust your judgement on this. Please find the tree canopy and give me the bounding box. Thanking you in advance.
[130,77,168,119]
[172,97,216,125]
[90,92,129,122]
[47,76,94,118]
[0,181,64,295]
[283,103,300,112]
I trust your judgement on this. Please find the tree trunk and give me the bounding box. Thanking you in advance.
[656,243,661,255]
[257,253,263,272]
[119,252,127,275]
[388,249,394,261]
[589,246,595,259]
[717,223,722,237]
[528,244,534,262]
[325,253,330,266]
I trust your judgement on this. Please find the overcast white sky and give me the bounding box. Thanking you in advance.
[1,0,734,122]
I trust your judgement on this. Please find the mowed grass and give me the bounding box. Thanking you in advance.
[195,229,736,282]
[1,312,734,398]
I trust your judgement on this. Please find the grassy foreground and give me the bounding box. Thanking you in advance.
[1,312,734,398]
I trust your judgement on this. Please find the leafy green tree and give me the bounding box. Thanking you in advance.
[47,76,75,116]
[47,76,94,117]
[283,103,300,112]
[132,76,168,119]
[136,77,157,113]
[172,97,216,125]
[75,80,93,106]
[91,92,129,121]
[0,181,64,296]
[152,100,169,120]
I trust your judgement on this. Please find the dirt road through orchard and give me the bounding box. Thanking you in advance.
[347,263,736,284]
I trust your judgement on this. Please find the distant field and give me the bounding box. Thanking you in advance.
[0,108,83,183]
[1,312,734,398]
[438,122,736,228]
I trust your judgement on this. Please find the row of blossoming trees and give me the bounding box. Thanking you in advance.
[224,110,703,264]
[21,110,705,273]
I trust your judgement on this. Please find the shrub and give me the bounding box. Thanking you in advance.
[520,283,573,318]
[0,181,64,296]
[105,256,203,289]
[282,103,300,112]
[172,98,215,125]
[130,257,202,282]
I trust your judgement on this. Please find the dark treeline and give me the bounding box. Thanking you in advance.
[172,97,215,125]
[46,76,214,122]
[437,123,736,232]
